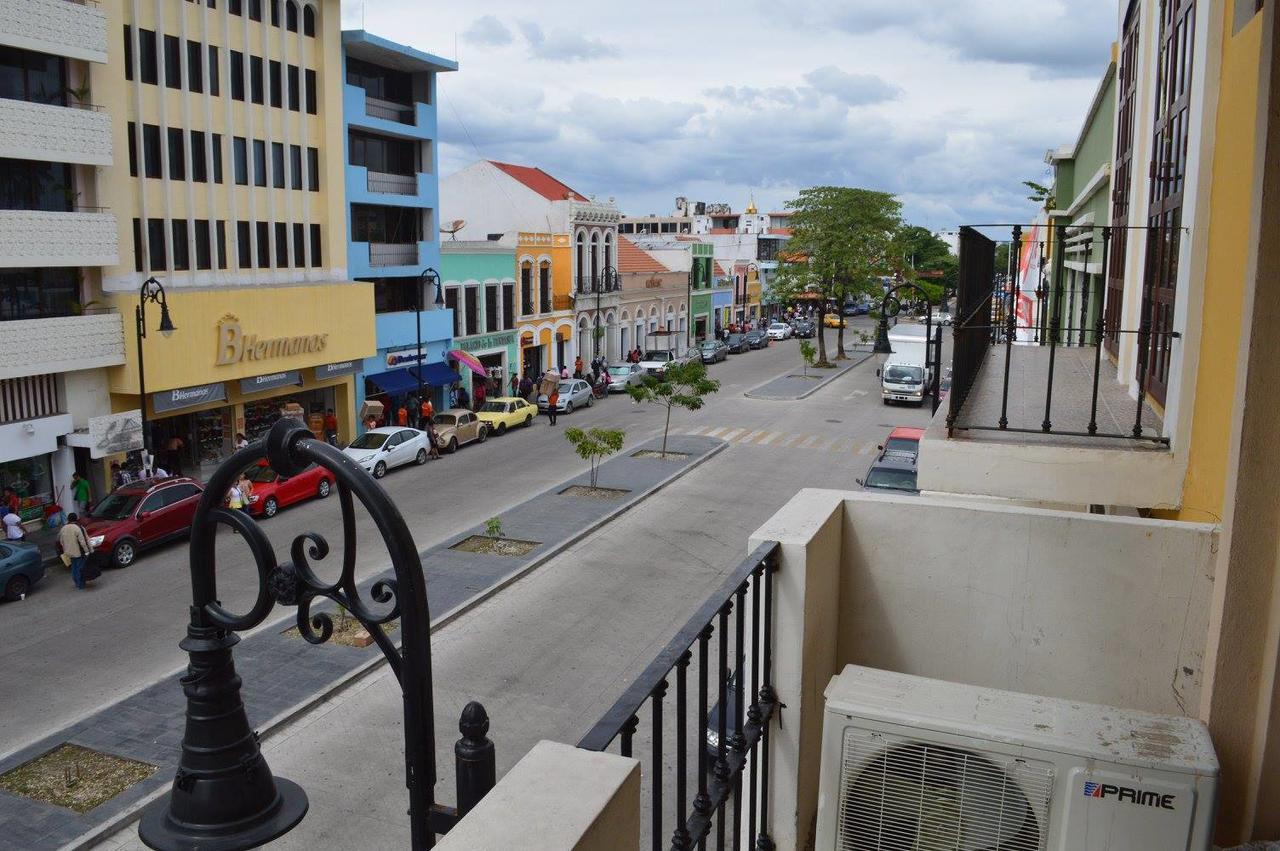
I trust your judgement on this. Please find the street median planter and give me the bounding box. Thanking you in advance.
[283,616,399,648]
[559,485,631,500]
[631,450,690,460]
[0,744,156,813]
[449,535,540,558]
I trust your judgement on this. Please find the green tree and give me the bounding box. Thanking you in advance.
[563,427,626,488]
[626,360,720,457]
[798,339,816,377]
[891,224,957,305]
[775,187,902,365]
[1023,179,1055,211]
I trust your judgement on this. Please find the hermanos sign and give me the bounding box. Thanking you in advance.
[215,314,328,366]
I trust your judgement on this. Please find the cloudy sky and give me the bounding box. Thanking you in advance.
[340,1,1118,231]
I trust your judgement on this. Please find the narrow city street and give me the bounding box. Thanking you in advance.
[0,320,939,759]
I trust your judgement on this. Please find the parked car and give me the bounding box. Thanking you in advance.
[858,454,919,494]
[698,340,729,364]
[606,363,644,392]
[80,477,205,568]
[823,314,847,329]
[342,427,430,478]
[538,379,594,413]
[791,320,816,338]
[476,397,537,434]
[878,426,926,461]
[242,460,333,518]
[638,349,694,378]
[745,330,769,349]
[433,409,489,452]
[766,322,792,340]
[724,333,750,354]
[1,540,43,601]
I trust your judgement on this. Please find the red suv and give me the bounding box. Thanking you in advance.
[81,477,205,568]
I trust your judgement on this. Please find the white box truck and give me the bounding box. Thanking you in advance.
[880,324,938,406]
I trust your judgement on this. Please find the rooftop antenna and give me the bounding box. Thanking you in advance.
[441,219,466,241]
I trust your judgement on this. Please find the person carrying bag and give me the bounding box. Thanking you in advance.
[58,513,96,590]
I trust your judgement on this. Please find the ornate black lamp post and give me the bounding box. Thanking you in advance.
[416,267,443,408]
[873,281,943,416]
[135,277,176,462]
[139,419,493,850]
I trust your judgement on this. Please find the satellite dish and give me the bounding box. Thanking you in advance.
[440,219,465,240]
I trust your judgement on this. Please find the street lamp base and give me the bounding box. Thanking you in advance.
[139,776,308,851]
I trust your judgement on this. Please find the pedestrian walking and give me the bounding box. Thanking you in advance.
[473,380,486,410]
[58,513,93,590]
[425,420,442,459]
[163,434,185,476]
[396,402,409,427]
[455,384,471,411]
[560,364,569,380]
[110,462,132,488]
[70,472,92,518]
[237,472,255,512]
[226,480,245,514]
[509,374,519,397]
[418,397,433,429]
[546,387,559,426]
[323,409,339,446]
[519,374,533,401]
[573,356,584,379]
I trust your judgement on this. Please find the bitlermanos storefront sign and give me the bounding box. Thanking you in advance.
[240,371,303,395]
[458,332,516,353]
[215,314,328,365]
[153,382,227,414]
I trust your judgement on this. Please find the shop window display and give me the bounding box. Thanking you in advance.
[244,398,282,442]
[0,454,53,521]
[195,409,229,466]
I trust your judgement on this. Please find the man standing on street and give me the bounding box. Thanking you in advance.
[70,472,92,517]
[546,387,559,426]
[323,409,339,446]
[59,513,93,590]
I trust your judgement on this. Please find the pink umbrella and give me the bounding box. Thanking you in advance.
[449,349,487,378]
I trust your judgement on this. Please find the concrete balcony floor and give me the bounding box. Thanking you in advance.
[952,343,1164,449]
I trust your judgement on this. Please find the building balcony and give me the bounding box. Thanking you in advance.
[0,311,125,381]
[0,98,112,166]
[373,307,454,351]
[0,210,118,268]
[434,489,1219,849]
[343,165,438,208]
[369,242,419,267]
[343,85,438,140]
[0,0,108,63]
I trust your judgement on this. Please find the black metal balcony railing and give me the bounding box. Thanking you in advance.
[578,541,780,851]
[947,224,1175,445]
[575,275,623,295]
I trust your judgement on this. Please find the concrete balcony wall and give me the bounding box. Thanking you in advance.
[374,307,453,351]
[348,239,437,280]
[0,0,108,63]
[749,488,1219,850]
[435,741,640,851]
[0,99,112,166]
[343,85,438,140]
[0,210,118,268]
[344,165,438,209]
[0,414,72,465]
[0,313,125,380]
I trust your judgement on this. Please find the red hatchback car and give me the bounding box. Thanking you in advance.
[81,477,205,568]
[241,461,333,518]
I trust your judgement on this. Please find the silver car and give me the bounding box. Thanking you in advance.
[537,379,594,413]
[607,363,643,392]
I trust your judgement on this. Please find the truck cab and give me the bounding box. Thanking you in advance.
[879,324,939,406]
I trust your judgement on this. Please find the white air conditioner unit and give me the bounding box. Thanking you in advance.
[815,665,1218,851]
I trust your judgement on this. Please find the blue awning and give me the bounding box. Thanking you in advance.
[365,368,420,396]
[417,362,460,387]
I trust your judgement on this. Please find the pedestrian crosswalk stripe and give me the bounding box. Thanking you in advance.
[800,435,819,449]
[738,429,764,443]
[722,428,746,441]
[683,425,890,456]
[705,427,726,437]
[755,431,780,444]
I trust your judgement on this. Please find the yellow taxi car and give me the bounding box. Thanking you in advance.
[823,313,847,328]
[476,397,538,435]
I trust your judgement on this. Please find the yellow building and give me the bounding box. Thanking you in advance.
[94,0,373,477]
[514,231,574,376]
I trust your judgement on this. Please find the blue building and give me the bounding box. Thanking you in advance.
[341,31,459,424]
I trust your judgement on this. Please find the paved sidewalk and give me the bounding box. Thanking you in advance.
[0,435,723,851]
[745,349,872,400]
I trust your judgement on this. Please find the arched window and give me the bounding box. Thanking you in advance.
[285,0,298,31]
[539,260,551,311]
[303,4,316,37]
[520,261,534,316]
[270,0,280,27]
[604,232,614,273]
[575,232,586,292]
[590,232,600,288]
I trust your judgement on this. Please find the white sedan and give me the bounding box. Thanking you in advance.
[606,363,644,393]
[767,322,793,340]
[537,379,595,413]
[342,427,430,478]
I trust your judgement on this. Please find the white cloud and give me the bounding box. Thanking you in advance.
[516,21,619,62]
[802,66,900,106]
[462,15,513,47]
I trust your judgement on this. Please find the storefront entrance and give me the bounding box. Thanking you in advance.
[521,344,544,380]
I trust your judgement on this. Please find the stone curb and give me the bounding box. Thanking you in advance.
[60,437,728,851]
[744,350,873,401]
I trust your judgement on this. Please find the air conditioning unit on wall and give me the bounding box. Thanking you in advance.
[815,665,1218,851]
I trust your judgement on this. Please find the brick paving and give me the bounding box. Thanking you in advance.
[0,435,724,851]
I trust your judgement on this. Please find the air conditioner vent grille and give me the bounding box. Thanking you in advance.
[838,727,1055,851]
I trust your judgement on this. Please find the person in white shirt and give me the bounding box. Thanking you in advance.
[3,512,24,541]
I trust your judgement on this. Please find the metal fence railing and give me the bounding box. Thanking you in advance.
[578,541,780,850]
